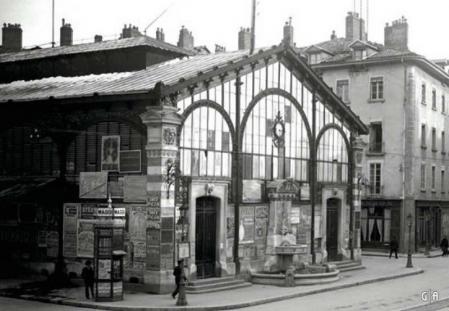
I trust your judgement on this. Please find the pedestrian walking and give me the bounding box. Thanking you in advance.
[172,259,187,299]
[389,236,399,259]
[81,260,95,299]
[440,236,449,257]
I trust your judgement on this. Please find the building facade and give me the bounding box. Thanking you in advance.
[0,20,367,292]
[304,13,449,253]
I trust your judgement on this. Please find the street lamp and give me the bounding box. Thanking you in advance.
[406,213,413,268]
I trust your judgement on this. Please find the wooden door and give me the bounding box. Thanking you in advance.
[326,199,339,261]
[195,196,217,279]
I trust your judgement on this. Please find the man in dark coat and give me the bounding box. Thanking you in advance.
[172,259,186,299]
[441,237,449,256]
[81,260,95,299]
[389,237,399,259]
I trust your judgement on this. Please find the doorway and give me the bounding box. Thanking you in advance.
[195,196,218,279]
[326,198,340,261]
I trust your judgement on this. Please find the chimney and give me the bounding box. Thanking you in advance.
[156,28,165,41]
[2,23,22,51]
[94,35,103,43]
[215,44,226,53]
[345,12,366,41]
[238,27,251,50]
[283,17,294,46]
[384,17,408,50]
[330,30,337,40]
[121,24,142,39]
[177,26,194,50]
[60,18,73,46]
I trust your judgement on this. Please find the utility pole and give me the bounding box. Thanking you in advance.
[52,0,55,47]
[250,0,256,54]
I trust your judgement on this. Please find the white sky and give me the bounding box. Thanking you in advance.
[0,0,448,59]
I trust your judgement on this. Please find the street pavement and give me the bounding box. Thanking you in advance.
[242,256,449,311]
[0,296,89,311]
[0,255,444,311]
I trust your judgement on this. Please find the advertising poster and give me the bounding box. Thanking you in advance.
[63,203,79,257]
[97,283,111,297]
[78,220,94,257]
[101,135,120,172]
[98,259,112,279]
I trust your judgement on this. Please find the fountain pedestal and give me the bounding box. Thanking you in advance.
[264,179,305,272]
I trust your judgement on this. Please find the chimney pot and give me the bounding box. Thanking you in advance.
[94,34,103,43]
[177,26,194,50]
[238,26,251,50]
[384,17,408,50]
[60,18,73,46]
[345,11,366,41]
[2,22,23,51]
[283,18,294,46]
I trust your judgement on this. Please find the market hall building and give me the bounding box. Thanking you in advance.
[0,21,368,292]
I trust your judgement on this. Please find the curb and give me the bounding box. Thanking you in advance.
[1,268,424,311]
[362,253,442,259]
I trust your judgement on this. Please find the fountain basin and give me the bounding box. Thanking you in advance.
[251,267,340,286]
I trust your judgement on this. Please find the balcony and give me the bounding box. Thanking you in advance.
[366,142,385,156]
[364,184,384,198]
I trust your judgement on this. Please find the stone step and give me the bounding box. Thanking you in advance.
[186,281,251,294]
[329,260,365,272]
[186,279,243,291]
[187,276,236,287]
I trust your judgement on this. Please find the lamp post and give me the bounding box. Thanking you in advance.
[406,213,413,268]
[176,206,189,306]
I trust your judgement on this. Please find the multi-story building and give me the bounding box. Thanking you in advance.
[303,12,449,253]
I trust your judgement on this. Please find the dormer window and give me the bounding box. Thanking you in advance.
[354,49,367,61]
[349,40,378,61]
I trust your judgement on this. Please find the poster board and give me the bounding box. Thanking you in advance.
[119,150,141,173]
[79,172,108,199]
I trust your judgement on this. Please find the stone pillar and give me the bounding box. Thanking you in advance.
[140,105,182,293]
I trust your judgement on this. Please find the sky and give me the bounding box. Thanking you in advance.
[0,0,449,59]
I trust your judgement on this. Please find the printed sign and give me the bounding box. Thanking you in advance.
[101,135,120,172]
[178,242,190,259]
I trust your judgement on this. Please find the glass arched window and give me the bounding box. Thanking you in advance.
[316,128,348,183]
[180,106,232,177]
[242,95,310,181]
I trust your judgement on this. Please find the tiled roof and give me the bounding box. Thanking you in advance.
[367,49,416,59]
[0,44,369,134]
[0,48,250,102]
[0,36,192,63]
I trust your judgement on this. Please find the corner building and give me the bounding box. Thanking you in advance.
[303,13,449,253]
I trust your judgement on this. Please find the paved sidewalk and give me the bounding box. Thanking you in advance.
[363,249,443,258]
[0,257,424,311]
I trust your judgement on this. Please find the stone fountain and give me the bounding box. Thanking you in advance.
[251,179,339,287]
